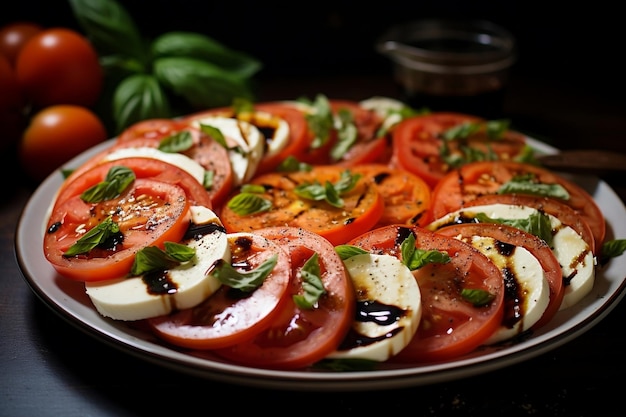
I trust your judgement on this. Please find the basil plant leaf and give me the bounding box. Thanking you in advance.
[68,0,149,65]
[154,57,255,109]
[293,253,326,309]
[211,254,278,292]
[151,31,262,78]
[63,216,120,257]
[80,165,136,203]
[112,74,171,133]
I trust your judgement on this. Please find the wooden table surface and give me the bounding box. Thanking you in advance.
[2,73,625,417]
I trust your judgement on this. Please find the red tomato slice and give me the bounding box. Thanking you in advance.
[434,222,564,330]
[219,165,384,246]
[351,163,433,227]
[463,194,597,254]
[391,112,528,188]
[117,118,181,143]
[146,232,292,349]
[44,179,191,282]
[214,226,355,370]
[348,224,505,363]
[54,157,213,210]
[61,124,232,207]
[429,160,606,250]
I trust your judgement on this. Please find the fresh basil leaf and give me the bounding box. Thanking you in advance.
[199,123,228,148]
[68,0,149,65]
[306,94,334,149]
[80,165,135,203]
[330,109,358,161]
[335,244,369,260]
[203,170,214,190]
[497,177,570,200]
[227,192,272,215]
[131,242,196,276]
[276,155,312,172]
[63,216,120,257]
[151,31,262,78]
[158,130,194,153]
[112,74,171,133]
[293,253,326,309]
[461,288,496,307]
[474,211,554,246]
[400,233,451,270]
[212,254,278,292]
[154,57,255,109]
[485,119,510,139]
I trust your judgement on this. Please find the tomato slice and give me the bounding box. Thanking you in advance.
[117,118,181,143]
[61,124,232,207]
[146,232,292,349]
[351,163,432,227]
[54,157,213,210]
[214,227,355,370]
[44,179,191,282]
[219,165,384,246]
[429,160,606,250]
[348,225,504,363]
[391,112,528,188]
[463,194,597,254]
[434,222,564,330]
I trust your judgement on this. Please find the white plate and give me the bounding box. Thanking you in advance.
[15,137,626,391]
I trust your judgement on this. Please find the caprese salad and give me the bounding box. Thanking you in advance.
[42,94,626,370]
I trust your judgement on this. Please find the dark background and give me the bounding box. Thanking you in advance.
[3,0,623,91]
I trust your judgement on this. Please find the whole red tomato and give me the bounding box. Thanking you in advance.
[19,105,108,182]
[0,54,26,151]
[0,22,43,67]
[16,28,103,108]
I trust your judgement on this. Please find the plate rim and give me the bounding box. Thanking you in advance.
[14,136,626,391]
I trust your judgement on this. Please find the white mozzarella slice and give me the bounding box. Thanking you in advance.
[103,146,206,185]
[428,203,596,310]
[327,253,422,362]
[359,96,407,132]
[85,206,230,321]
[468,236,550,344]
[237,110,290,160]
[191,116,264,185]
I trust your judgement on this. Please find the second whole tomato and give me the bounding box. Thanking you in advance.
[15,28,103,108]
[19,105,108,182]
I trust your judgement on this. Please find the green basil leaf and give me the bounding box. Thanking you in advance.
[330,109,358,161]
[112,74,171,133]
[305,94,334,149]
[151,31,262,78]
[400,233,451,270]
[227,192,272,215]
[158,130,194,153]
[63,216,120,257]
[80,165,135,203]
[293,253,326,309]
[211,254,278,292]
[461,288,496,307]
[474,211,554,246]
[199,124,228,148]
[497,176,570,200]
[276,155,312,172]
[68,0,149,65]
[131,242,196,276]
[154,57,255,109]
[335,244,369,260]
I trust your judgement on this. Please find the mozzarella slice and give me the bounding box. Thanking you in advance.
[103,146,206,185]
[428,203,596,310]
[191,116,264,185]
[236,110,291,160]
[468,235,550,344]
[359,96,407,132]
[85,206,230,321]
[327,253,422,362]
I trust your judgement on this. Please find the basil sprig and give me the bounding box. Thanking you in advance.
[63,216,120,257]
[131,242,196,276]
[80,165,135,203]
[68,0,262,133]
[293,253,326,309]
[294,170,361,208]
[400,233,451,270]
[211,254,278,292]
